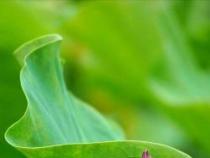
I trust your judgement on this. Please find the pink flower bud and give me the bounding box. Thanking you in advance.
[142,150,151,158]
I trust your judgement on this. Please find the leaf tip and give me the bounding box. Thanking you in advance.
[14,33,63,66]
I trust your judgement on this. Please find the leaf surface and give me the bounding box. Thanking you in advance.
[5,34,191,158]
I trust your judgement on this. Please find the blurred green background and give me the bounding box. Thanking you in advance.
[0,0,209,157]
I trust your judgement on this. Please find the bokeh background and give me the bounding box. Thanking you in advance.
[0,0,209,158]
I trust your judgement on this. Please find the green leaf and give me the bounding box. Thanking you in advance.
[5,34,191,158]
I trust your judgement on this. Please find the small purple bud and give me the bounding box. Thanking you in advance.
[142,149,151,158]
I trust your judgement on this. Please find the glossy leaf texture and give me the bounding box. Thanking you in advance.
[5,34,191,158]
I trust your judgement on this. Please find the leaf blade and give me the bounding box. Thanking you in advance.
[5,34,191,158]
